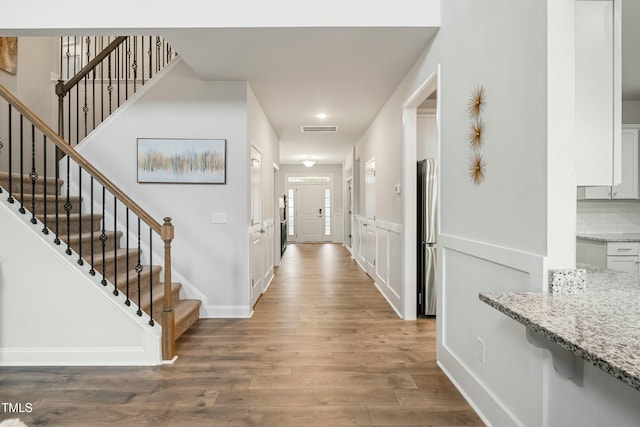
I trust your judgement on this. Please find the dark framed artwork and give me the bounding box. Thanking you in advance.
[137,138,227,184]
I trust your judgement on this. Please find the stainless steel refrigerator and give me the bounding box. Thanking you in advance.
[417,158,437,316]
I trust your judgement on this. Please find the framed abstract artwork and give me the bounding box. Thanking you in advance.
[137,138,226,184]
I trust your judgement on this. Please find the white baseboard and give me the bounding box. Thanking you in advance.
[0,346,160,366]
[373,280,403,319]
[203,304,252,318]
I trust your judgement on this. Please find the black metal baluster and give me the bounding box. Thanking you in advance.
[64,136,72,255]
[108,51,113,115]
[92,39,96,131]
[19,114,24,214]
[83,74,88,138]
[125,207,130,306]
[67,81,71,146]
[77,165,83,265]
[42,135,48,234]
[156,36,161,73]
[7,105,13,204]
[100,186,107,286]
[75,85,79,146]
[136,217,142,316]
[53,142,60,245]
[29,124,37,224]
[113,195,118,296]
[100,37,104,123]
[116,44,120,108]
[148,36,152,80]
[89,177,95,275]
[148,227,154,326]
[65,37,70,80]
[125,37,130,101]
[141,36,145,86]
[133,37,138,93]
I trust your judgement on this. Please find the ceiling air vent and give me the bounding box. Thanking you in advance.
[301,125,338,133]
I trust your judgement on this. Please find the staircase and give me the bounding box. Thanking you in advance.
[0,171,201,342]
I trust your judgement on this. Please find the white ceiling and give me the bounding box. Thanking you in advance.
[164,27,438,165]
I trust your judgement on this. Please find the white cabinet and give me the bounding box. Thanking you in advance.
[612,128,639,198]
[577,238,640,275]
[606,256,640,274]
[582,127,639,200]
[575,0,621,186]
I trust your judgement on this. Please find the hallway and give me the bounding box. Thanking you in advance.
[0,243,483,426]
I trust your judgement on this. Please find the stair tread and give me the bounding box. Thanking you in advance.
[92,248,138,263]
[115,265,161,283]
[67,229,122,243]
[0,172,63,182]
[138,282,183,309]
[14,194,80,201]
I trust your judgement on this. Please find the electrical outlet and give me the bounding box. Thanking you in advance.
[476,337,486,363]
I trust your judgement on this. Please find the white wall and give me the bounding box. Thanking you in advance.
[0,195,160,365]
[72,60,252,318]
[352,0,565,425]
[279,163,344,243]
[0,1,440,33]
[0,37,58,175]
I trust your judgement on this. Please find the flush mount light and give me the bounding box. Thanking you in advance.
[316,113,328,120]
[302,160,316,168]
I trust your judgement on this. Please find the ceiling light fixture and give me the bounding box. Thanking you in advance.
[316,113,328,120]
[302,160,316,168]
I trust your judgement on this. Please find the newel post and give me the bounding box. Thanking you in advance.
[161,217,176,360]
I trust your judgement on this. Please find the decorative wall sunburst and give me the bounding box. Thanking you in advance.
[468,85,485,119]
[468,119,484,149]
[469,153,486,186]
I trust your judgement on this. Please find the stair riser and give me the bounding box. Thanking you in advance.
[91,252,139,284]
[143,286,182,325]
[176,302,201,339]
[115,269,163,302]
[11,196,82,215]
[42,215,103,236]
[69,232,123,258]
[0,176,62,195]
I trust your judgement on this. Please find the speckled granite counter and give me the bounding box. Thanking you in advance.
[577,233,640,242]
[480,265,640,391]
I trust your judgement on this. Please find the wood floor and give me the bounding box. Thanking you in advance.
[0,243,484,427]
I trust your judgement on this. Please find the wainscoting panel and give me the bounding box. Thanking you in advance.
[438,234,546,427]
[353,216,403,317]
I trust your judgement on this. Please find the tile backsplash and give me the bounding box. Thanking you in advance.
[577,200,640,234]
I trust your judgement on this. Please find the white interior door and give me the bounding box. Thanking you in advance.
[250,146,263,308]
[364,159,376,276]
[365,159,376,221]
[297,183,323,242]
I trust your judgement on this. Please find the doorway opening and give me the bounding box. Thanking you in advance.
[401,66,440,321]
[286,174,334,243]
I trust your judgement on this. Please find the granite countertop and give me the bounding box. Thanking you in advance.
[480,265,640,391]
[577,233,640,242]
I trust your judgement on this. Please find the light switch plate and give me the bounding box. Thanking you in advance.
[212,212,227,224]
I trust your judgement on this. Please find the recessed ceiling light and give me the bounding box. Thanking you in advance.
[316,113,328,120]
[302,160,316,168]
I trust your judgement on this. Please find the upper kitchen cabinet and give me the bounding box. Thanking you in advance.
[583,126,639,199]
[575,0,622,186]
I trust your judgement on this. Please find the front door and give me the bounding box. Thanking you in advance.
[297,183,323,242]
[250,146,263,308]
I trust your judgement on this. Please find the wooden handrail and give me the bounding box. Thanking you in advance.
[56,36,127,96]
[0,83,162,234]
